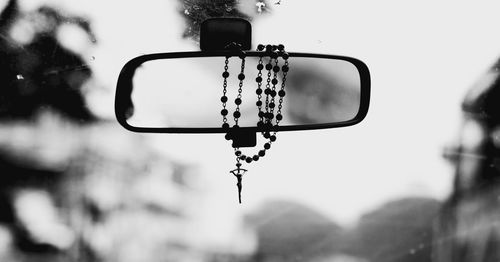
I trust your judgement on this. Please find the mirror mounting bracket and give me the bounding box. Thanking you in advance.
[227,129,257,148]
[200,18,252,51]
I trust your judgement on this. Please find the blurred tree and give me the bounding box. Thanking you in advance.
[0,0,97,259]
[0,0,96,122]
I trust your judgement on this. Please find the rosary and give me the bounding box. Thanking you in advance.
[221,44,290,203]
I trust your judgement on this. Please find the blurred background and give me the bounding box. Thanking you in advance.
[1,0,500,261]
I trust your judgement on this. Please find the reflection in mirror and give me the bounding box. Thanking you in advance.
[127,55,362,129]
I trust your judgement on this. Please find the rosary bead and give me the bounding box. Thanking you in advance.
[222,123,230,129]
[257,44,265,51]
[270,90,277,97]
[264,143,271,150]
[265,44,273,52]
[258,150,266,157]
[222,71,229,78]
[256,100,263,107]
[278,44,285,51]
[245,156,253,163]
[253,155,260,161]
[282,52,289,60]
[273,65,280,72]
[238,73,245,80]
[221,96,228,103]
[221,109,228,116]
[276,114,283,121]
[271,78,278,85]
[282,65,289,72]
[263,132,271,138]
[270,51,278,59]
[225,133,231,140]
[269,102,275,108]
[238,50,246,59]
[233,124,239,128]
[264,88,271,95]
[240,155,247,160]
[256,76,263,83]
[258,111,265,118]
[235,150,242,156]
[257,64,264,70]
[270,135,277,142]
[236,163,242,168]
[257,121,264,127]
[235,98,242,105]
[278,90,286,97]
[256,89,263,95]
[265,63,273,70]
[233,111,241,118]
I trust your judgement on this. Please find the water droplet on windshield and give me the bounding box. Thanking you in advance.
[16,74,24,80]
[91,56,95,61]
[256,2,265,13]
[409,248,416,255]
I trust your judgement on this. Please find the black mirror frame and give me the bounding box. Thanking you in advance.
[115,51,371,133]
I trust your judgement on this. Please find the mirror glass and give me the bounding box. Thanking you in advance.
[126,55,362,129]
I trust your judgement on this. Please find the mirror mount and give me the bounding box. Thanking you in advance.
[200,18,252,51]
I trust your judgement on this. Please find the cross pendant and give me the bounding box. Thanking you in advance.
[230,167,247,204]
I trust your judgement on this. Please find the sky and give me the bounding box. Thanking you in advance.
[7,0,500,249]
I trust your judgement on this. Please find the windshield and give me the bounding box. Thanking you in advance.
[1,0,500,261]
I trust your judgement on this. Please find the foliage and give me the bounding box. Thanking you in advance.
[178,0,251,41]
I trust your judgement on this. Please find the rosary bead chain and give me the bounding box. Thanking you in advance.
[267,58,280,122]
[222,44,290,204]
[231,53,289,164]
[264,58,273,115]
[255,57,265,120]
[233,56,246,126]
[275,58,288,126]
[221,57,230,128]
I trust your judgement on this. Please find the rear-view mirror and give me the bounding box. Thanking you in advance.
[115,51,370,133]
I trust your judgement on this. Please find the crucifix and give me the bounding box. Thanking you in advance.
[230,164,247,204]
